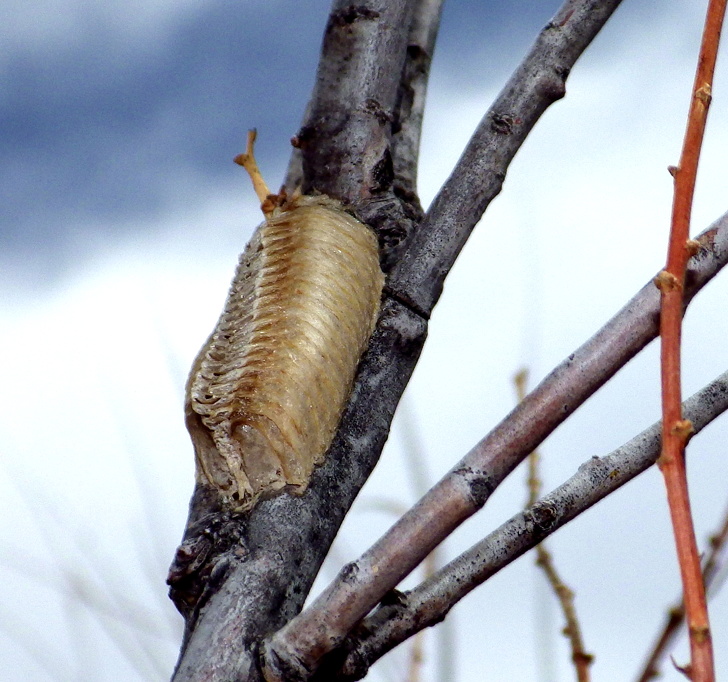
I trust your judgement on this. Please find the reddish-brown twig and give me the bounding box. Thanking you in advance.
[637,501,728,682]
[655,2,726,680]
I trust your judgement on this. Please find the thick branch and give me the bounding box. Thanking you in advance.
[331,371,728,679]
[170,301,427,682]
[296,0,415,204]
[170,3,427,678]
[387,0,624,316]
[262,214,728,680]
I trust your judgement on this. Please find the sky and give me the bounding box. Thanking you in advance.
[2,1,728,680]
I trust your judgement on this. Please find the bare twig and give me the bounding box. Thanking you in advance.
[515,370,592,682]
[638,501,728,682]
[534,551,593,682]
[391,0,444,200]
[327,371,728,680]
[262,213,728,681]
[655,2,726,679]
[388,0,624,317]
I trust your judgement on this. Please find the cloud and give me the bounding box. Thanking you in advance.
[2,1,728,679]
[0,0,328,279]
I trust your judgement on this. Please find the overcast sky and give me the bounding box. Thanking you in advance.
[2,1,728,681]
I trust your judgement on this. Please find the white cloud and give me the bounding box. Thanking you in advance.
[2,2,728,680]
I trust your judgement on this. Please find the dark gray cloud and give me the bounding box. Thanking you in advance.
[1,2,328,266]
[2,0,645,283]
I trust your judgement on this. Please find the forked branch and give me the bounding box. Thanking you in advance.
[170,1,727,680]
[262,213,728,681]
[323,369,728,681]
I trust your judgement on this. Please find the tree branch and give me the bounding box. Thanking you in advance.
[262,213,728,680]
[169,300,426,682]
[170,3,426,679]
[638,500,728,682]
[287,0,433,273]
[296,0,415,204]
[169,0,724,679]
[387,0,624,316]
[390,0,444,202]
[655,2,726,678]
[328,370,728,680]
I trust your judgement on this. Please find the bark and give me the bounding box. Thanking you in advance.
[164,1,728,680]
[322,369,728,680]
[262,214,728,680]
[169,300,426,682]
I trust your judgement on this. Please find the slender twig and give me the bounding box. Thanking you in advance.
[704,506,728,598]
[349,501,437,682]
[638,501,728,682]
[534,552,592,682]
[326,371,728,680]
[655,2,726,679]
[263,213,728,682]
[391,0,444,200]
[515,370,592,682]
[388,0,624,317]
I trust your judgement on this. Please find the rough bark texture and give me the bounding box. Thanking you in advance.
[164,0,728,680]
[170,300,426,681]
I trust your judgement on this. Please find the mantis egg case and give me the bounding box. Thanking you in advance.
[185,135,384,511]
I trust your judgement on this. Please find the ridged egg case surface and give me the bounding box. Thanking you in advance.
[185,195,384,511]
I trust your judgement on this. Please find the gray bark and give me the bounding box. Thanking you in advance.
[163,1,727,680]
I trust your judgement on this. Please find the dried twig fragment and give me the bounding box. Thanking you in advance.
[516,369,593,682]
